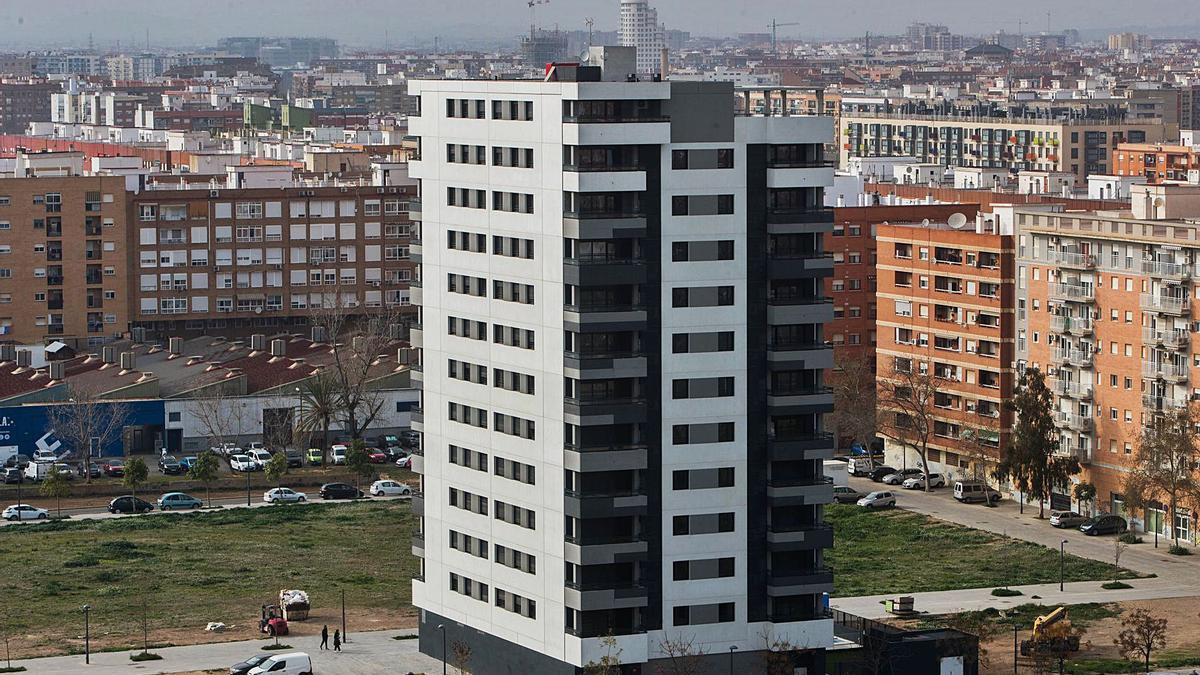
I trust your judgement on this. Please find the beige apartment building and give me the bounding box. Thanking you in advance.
[128,184,418,340]
[0,176,131,344]
[1016,185,1200,540]
[840,113,1173,184]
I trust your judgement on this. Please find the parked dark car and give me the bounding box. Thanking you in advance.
[102,459,125,477]
[320,482,363,500]
[83,463,102,479]
[3,468,22,484]
[4,454,30,469]
[158,455,182,475]
[867,466,898,482]
[229,654,271,675]
[400,429,420,448]
[1080,514,1128,536]
[284,448,303,468]
[108,495,154,514]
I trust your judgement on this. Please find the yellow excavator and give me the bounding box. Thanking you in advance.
[1019,607,1081,656]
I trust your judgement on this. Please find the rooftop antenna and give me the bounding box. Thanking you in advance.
[585,17,594,48]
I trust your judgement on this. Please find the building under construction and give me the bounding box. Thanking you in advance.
[520,29,569,66]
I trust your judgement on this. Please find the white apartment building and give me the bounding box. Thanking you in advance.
[619,0,667,76]
[407,49,835,674]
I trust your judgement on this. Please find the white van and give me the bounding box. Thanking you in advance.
[848,457,875,476]
[247,651,312,675]
[954,480,1000,504]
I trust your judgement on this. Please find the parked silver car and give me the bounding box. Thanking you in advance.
[1049,510,1089,529]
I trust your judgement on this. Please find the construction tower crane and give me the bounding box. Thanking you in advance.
[768,19,802,56]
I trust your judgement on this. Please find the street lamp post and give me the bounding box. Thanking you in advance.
[82,604,91,665]
[1013,623,1018,674]
[437,623,447,675]
[245,462,251,507]
[341,588,347,642]
[728,645,737,675]
[1059,539,1068,592]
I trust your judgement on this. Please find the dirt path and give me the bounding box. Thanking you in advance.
[8,608,417,660]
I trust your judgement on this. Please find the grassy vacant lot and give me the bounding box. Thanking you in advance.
[827,504,1138,596]
[0,501,417,658]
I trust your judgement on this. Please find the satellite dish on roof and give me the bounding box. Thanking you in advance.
[948,212,968,229]
[921,218,931,226]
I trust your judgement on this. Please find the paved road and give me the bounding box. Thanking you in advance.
[10,629,443,674]
[848,476,1200,578]
[0,493,410,527]
[830,577,1196,619]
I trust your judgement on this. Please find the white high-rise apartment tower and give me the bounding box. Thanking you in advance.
[619,0,667,75]
[407,48,835,674]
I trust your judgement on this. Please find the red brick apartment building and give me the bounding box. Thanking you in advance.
[828,204,983,363]
[1112,143,1199,183]
[1017,185,1200,539]
[0,176,131,343]
[875,219,1016,479]
[128,184,418,341]
[0,177,417,346]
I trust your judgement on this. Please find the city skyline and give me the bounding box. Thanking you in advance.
[1,0,1198,49]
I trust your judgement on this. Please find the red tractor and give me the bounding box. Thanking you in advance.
[259,604,289,637]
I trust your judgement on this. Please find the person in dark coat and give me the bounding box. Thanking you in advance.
[333,629,341,651]
[320,625,329,650]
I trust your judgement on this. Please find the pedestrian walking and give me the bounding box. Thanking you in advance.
[333,629,342,652]
[320,624,329,650]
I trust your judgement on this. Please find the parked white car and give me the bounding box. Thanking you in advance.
[263,487,307,504]
[248,441,266,453]
[248,449,273,469]
[394,454,412,469]
[330,444,348,465]
[229,454,256,472]
[2,504,48,521]
[902,473,945,490]
[247,652,312,675]
[857,491,896,509]
[31,449,58,464]
[370,479,412,497]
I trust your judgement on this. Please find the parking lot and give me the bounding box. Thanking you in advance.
[846,474,1198,578]
[0,439,419,520]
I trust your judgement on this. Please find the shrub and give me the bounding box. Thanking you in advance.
[129,652,162,662]
[1101,581,1133,590]
[991,588,1023,597]
[261,643,292,651]
[1117,533,1143,544]
[1168,545,1191,556]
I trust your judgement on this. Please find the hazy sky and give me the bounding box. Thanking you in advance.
[2,0,1198,48]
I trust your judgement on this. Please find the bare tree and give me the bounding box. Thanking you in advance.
[1115,608,1167,673]
[190,380,251,454]
[44,385,129,482]
[1114,537,1130,568]
[1124,405,1200,549]
[311,300,403,441]
[830,351,876,452]
[757,626,817,675]
[450,639,473,674]
[657,633,706,675]
[877,361,938,490]
[581,633,622,675]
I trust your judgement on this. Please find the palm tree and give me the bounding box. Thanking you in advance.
[296,372,339,468]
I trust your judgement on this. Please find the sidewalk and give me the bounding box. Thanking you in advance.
[848,476,1200,579]
[830,577,1195,619]
[11,629,443,675]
